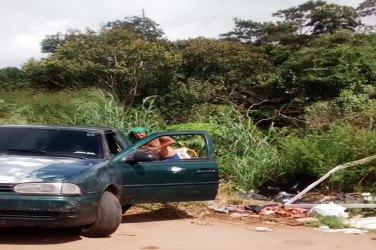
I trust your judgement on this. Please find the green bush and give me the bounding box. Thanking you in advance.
[279,124,376,191]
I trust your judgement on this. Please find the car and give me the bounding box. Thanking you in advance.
[0,124,219,237]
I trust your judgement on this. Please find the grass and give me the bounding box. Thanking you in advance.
[73,90,165,134]
[308,215,346,229]
[209,107,281,190]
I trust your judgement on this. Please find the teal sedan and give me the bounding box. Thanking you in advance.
[0,125,219,237]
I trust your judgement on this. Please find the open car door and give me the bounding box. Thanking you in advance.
[113,131,219,204]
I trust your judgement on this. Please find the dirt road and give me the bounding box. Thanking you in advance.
[0,206,375,250]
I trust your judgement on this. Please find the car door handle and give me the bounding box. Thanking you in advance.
[196,169,216,174]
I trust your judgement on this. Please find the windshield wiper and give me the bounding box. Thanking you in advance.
[4,148,87,159]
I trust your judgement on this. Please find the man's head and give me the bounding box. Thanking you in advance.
[129,127,148,140]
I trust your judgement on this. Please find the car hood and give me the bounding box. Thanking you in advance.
[0,155,105,183]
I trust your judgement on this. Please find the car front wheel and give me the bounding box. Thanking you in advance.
[80,191,122,237]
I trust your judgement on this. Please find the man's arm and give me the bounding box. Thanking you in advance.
[158,136,176,149]
[144,136,176,150]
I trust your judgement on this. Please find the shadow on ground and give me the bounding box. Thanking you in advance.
[123,204,194,223]
[0,227,82,244]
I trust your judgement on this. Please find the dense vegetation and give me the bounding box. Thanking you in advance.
[1,0,376,192]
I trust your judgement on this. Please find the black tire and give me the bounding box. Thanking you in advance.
[80,191,122,237]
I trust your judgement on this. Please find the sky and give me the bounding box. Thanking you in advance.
[0,0,367,68]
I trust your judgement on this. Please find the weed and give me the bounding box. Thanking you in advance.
[309,215,346,229]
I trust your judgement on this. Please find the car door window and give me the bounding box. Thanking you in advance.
[172,134,209,160]
[135,134,209,161]
[106,132,125,155]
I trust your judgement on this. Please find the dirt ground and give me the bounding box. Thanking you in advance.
[0,204,375,250]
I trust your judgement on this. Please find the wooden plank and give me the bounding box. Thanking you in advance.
[284,155,376,205]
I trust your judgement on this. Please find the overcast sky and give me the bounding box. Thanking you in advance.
[0,0,367,68]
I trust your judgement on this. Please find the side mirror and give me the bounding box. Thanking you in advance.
[133,151,156,162]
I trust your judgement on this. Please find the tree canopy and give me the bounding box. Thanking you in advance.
[11,1,375,124]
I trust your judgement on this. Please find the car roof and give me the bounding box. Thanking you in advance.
[0,124,116,133]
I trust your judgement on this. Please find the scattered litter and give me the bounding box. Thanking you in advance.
[259,205,308,218]
[274,191,296,203]
[242,190,268,200]
[226,204,245,213]
[314,227,368,235]
[361,192,373,202]
[190,221,214,226]
[255,174,318,199]
[308,203,348,218]
[210,207,229,214]
[348,217,376,230]
[318,225,330,230]
[254,226,275,232]
[244,204,275,213]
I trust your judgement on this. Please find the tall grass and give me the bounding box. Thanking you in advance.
[0,90,81,125]
[0,89,165,135]
[74,90,165,134]
[209,107,280,190]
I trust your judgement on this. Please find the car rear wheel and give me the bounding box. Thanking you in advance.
[80,191,122,237]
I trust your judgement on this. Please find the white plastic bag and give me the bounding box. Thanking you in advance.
[175,147,191,159]
[308,203,348,218]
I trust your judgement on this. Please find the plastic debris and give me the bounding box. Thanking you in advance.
[244,204,275,213]
[308,203,348,218]
[243,190,269,200]
[274,191,295,203]
[348,217,376,230]
[255,226,275,232]
[211,207,229,214]
[226,204,245,213]
[361,192,373,202]
[314,227,368,235]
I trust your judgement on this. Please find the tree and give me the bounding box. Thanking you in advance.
[23,57,83,89]
[222,1,362,46]
[40,15,164,55]
[25,24,179,106]
[307,4,360,35]
[221,1,329,45]
[279,30,376,102]
[102,16,164,41]
[0,67,26,90]
[357,0,376,17]
[40,29,94,54]
[272,0,327,33]
[176,38,273,104]
[220,19,300,45]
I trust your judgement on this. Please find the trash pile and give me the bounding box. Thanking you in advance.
[208,175,376,234]
[208,203,308,219]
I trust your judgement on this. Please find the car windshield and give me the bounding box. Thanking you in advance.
[0,127,103,159]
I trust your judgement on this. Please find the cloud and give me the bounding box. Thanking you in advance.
[0,17,78,68]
